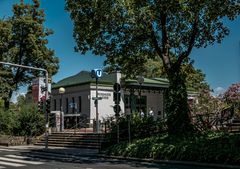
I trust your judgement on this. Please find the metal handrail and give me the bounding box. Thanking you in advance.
[57,118,90,141]
[67,117,89,132]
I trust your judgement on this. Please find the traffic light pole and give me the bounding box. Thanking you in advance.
[0,62,49,149]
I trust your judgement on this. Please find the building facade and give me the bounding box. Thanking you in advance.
[50,71,169,129]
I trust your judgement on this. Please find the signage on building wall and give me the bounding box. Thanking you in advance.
[98,92,111,99]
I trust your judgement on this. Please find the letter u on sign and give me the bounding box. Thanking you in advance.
[95,69,102,78]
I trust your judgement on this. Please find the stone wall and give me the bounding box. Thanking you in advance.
[0,135,39,146]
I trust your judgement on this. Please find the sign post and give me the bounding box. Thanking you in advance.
[91,69,102,133]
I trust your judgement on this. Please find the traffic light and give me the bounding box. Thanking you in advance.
[46,98,51,114]
[113,104,121,117]
[38,99,44,112]
[113,83,121,116]
[113,83,121,104]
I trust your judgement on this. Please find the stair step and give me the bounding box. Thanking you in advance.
[45,139,104,142]
[37,141,101,145]
[35,132,107,149]
[34,143,100,149]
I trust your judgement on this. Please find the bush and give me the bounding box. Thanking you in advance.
[0,102,45,137]
[0,109,17,135]
[106,112,166,143]
[104,131,240,165]
[14,103,45,136]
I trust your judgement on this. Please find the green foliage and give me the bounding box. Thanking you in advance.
[66,0,240,77]
[0,99,4,108]
[0,98,44,136]
[105,131,240,164]
[0,0,59,108]
[0,109,17,135]
[107,112,166,143]
[15,103,45,136]
[144,59,209,92]
[166,68,195,134]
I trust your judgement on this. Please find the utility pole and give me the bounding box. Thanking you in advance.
[0,61,49,149]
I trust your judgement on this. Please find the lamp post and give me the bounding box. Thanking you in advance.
[59,87,65,132]
[137,76,144,113]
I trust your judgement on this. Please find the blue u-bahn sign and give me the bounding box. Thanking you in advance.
[91,69,102,78]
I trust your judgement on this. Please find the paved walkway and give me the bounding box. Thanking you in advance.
[3,145,240,169]
[4,145,99,155]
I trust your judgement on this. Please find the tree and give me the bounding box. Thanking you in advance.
[223,83,240,117]
[0,0,59,109]
[143,59,209,92]
[0,20,15,102]
[66,0,240,134]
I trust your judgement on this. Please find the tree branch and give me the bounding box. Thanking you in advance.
[177,13,199,66]
[149,21,171,70]
[160,12,169,56]
[149,23,162,57]
[160,11,171,70]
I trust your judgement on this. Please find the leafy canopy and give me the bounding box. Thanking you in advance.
[66,0,240,76]
[66,0,240,134]
[0,0,59,107]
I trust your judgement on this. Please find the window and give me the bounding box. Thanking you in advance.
[72,97,75,114]
[54,99,56,111]
[59,98,62,111]
[66,98,68,113]
[78,96,82,113]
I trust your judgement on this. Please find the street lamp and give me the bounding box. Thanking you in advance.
[59,87,65,132]
[137,76,144,113]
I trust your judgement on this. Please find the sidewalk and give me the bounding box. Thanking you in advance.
[5,145,98,155]
[4,145,240,169]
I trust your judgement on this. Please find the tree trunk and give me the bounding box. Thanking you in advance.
[165,67,194,135]
[3,90,13,109]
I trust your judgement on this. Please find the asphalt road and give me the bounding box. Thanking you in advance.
[0,146,236,169]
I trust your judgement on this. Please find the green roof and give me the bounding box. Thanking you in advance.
[52,71,170,89]
[125,77,169,89]
[52,71,116,89]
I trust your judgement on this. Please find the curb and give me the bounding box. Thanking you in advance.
[97,154,240,169]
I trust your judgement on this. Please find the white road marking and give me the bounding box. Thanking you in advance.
[0,161,25,167]
[0,156,44,165]
[0,148,16,152]
[5,155,28,159]
[0,166,6,169]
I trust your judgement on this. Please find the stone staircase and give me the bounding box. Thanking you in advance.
[227,119,240,133]
[34,132,107,149]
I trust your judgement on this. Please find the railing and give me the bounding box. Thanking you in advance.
[192,106,235,131]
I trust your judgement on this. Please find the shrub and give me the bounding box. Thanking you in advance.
[0,109,17,135]
[104,131,240,165]
[15,103,45,136]
[0,102,45,137]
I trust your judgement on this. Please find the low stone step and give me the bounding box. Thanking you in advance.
[34,143,100,149]
[48,135,106,139]
[45,138,104,142]
[35,132,107,149]
[37,140,101,145]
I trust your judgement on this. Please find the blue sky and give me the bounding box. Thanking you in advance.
[1,0,240,97]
